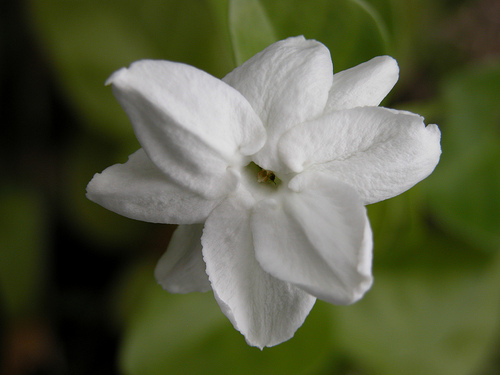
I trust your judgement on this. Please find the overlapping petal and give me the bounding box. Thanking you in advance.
[107,60,266,199]
[201,190,316,348]
[279,107,442,204]
[223,36,333,172]
[325,56,399,112]
[155,224,211,293]
[252,174,373,305]
[86,149,222,224]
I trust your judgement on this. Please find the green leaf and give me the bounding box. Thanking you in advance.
[118,262,334,375]
[28,0,235,140]
[335,164,500,375]
[332,246,500,375]
[259,0,390,71]
[228,0,390,70]
[228,0,278,65]
[426,61,500,251]
[361,0,436,68]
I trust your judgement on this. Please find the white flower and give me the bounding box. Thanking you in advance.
[86,36,441,348]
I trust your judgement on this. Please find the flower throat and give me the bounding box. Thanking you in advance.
[248,162,281,186]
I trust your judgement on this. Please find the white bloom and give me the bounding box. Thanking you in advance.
[86,36,441,348]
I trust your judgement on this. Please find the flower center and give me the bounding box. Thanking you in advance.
[247,162,281,187]
[241,162,282,199]
[257,169,276,184]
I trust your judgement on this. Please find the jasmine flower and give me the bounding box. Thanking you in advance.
[87,36,441,348]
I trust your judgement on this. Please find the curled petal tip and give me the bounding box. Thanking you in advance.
[105,67,127,86]
[343,275,374,305]
[376,54,398,67]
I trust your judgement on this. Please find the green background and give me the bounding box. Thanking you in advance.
[1,0,499,374]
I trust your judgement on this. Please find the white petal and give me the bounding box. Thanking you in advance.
[86,149,221,224]
[279,107,442,204]
[223,36,333,171]
[325,56,399,112]
[107,60,266,199]
[155,224,211,293]
[201,190,316,348]
[252,174,373,305]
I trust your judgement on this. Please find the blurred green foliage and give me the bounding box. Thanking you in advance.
[1,0,498,374]
[0,187,48,318]
[429,63,500,251]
